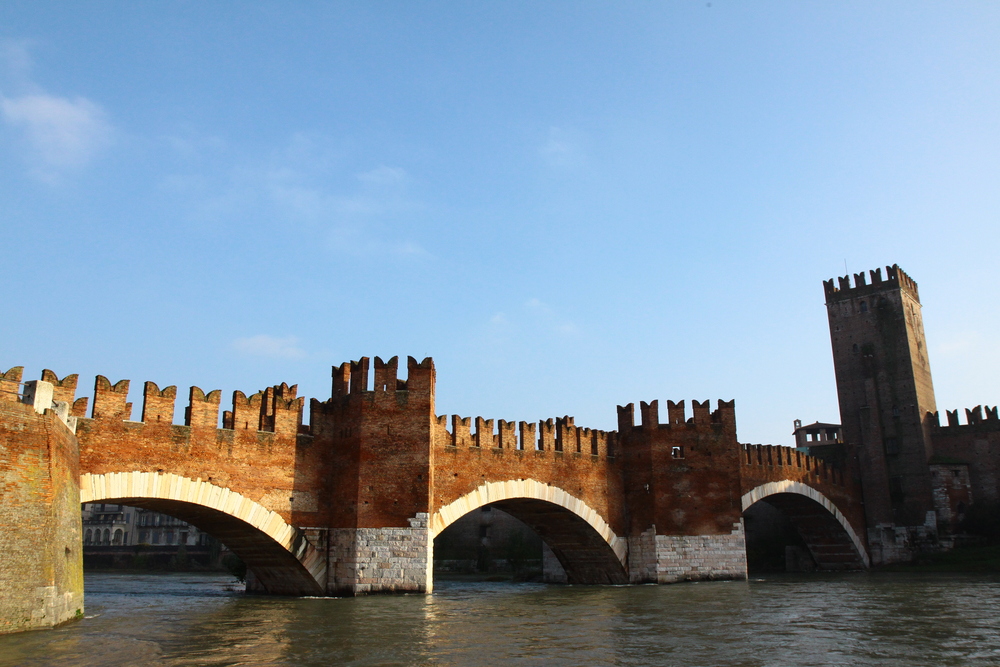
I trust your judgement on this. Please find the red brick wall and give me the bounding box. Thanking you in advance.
[0,401,83,633]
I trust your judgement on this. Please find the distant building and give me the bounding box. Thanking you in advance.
[792,420,846,466]
[81,503,212,548]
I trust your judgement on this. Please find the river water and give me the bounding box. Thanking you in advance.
[3,572,1000,666]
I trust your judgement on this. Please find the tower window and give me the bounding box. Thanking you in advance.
[860,301,868,313]
[852,344,859,354]
[889,476,904,499]
[884,437,899,455]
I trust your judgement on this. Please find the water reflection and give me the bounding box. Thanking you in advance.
[3,573,1000,666]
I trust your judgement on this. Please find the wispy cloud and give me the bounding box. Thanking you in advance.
[358,165,407,186]
[2,94,111,171]
[0,42,113,181]
[177,134,429,256]
[233,334,307,360]
[539,126,587,170]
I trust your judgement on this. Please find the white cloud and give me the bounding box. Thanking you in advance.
[2,94,112,171]
[0,41,114,181]
[233,335,307,360]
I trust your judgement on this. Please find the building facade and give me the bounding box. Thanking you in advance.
[81,503,211,549]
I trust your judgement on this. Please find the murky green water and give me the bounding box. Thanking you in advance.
[3,572,1000,666]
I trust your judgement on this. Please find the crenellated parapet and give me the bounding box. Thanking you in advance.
[616,399,736,432]
[310,355,436,438]
[326,355,434,401]
[5,365,310,437]
[0,366,24,402]
[41,369,78,406]
[185,387,221,429]
[740,444,846,487]
[92,376,132,420]
[823,263,920,303]
[433,411,616,458]
[929,405,1000,433]
[217,383,304,435]
[140,381,177,425]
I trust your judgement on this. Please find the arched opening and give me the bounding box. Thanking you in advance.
[81,502,237,574]
[81,472,325,596]
[742,482,869,572]
[433,505,544,581]
[431,480,628,585]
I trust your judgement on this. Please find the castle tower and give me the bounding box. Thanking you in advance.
[824,265,937,534]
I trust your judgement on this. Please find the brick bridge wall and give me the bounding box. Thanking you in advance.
[1,357,871,605]
[740,444,869,569]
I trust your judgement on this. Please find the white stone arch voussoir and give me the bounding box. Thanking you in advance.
[741,480,870,568]
[430,479,627,565]
[79,471,325,582]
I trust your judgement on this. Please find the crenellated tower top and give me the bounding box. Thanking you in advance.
[823,264,920,304]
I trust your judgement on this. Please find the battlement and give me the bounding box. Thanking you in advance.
[330,356,435,399]
[223,384,304,435]
[741,444,846,486]
[0,366,24,403]
[616,399,736,432]
[823,264,920,303]
[929,405,1000,431]
[140,381,177,425]
[93,376,132,420]
[435,412,616,457]
[4,365,311,437]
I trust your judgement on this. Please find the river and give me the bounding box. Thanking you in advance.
[3,572,1000,666]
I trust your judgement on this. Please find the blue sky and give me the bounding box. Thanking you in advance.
[2,2,999,445]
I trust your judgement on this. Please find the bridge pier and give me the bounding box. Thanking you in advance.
[628,523,749,584]
[326,515,432,595]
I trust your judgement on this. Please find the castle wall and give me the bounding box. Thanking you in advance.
[0,399,84,634]
[931,407,1000,507]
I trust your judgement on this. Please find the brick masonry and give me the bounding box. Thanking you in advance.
[0,397,84,634]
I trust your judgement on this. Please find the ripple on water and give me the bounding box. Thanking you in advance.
[3,573,1000,666]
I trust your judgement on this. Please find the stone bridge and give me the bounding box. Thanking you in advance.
[1,356,869,613]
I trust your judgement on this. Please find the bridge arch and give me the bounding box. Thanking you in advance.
[431,479,628,584]
[741,480,869,570]
[81,472,325,595]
